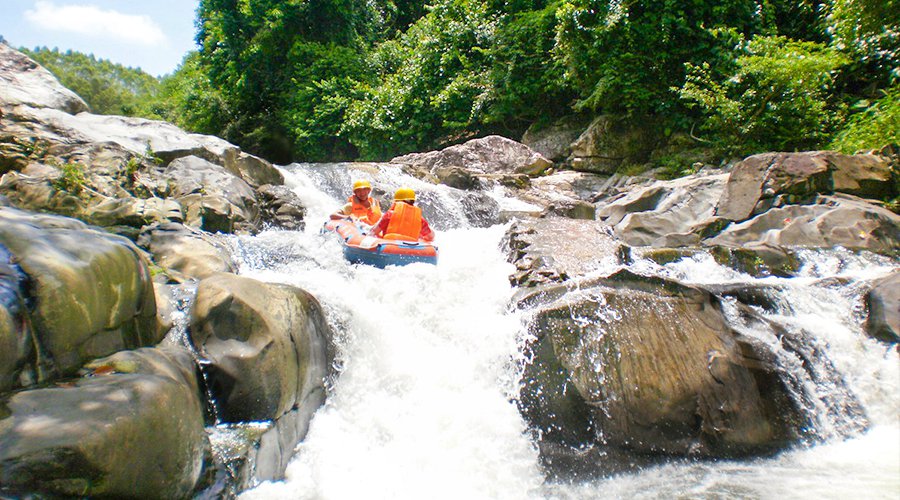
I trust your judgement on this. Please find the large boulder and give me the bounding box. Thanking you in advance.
[522,115,592,162]
[391,135,552,180]
[0,104,282,189]
[568,116,658,174]
[596,172,730,247]
[520,270,804,457]
[256,184,306,231]
[504,217,622,288]
[707,194,900,253]
[0,44,87,113]
[190,273,334,423]
[830,152,897,199]
[137,222,237,280]
[163,155,259,233]
[0,346,208,498]
[715,151,897,222]
[0,207,159,380]
[864,271,900,343]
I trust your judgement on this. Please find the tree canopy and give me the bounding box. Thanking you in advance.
[27,0,900,165]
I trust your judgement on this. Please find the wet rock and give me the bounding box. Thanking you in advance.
[0,242,31,392]
[256,184,306,231]
[518,327,596,446]
[392,135,552,178]
[0,207,158,379]
[84,196,184,228]
[459,191,501,227]
[0,44,88,113]
[543,199,596,220]
[513,170,609,219]
[864,271,900,343]
[522,270,803,457]
[190,273,334,423]
[137,222,237,280]
[707,194,900,253]
[504,218,621,288]
[708,243,801,278]
[434,166,481,190]
[0,346,208,499]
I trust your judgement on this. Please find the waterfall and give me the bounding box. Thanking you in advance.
[229,164,897,499]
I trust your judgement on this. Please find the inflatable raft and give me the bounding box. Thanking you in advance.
[322,219,438,268]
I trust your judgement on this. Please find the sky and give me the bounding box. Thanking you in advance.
[0,0,200,77]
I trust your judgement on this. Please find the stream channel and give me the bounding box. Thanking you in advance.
[219,163,897,499]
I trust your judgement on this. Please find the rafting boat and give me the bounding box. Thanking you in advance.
[322,219,438,268]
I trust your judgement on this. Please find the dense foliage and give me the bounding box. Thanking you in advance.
[26,1,900,167]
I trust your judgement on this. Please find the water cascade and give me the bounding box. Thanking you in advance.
[229,164,897,499]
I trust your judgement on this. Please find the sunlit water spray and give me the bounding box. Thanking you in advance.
[234,165,543,499]
[228,164,897,499]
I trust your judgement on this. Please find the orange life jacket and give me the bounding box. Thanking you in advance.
[384,202,422,241]
[348,195,382,225]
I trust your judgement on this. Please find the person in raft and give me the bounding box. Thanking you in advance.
[370,187,435,242]
[330,179,382,225]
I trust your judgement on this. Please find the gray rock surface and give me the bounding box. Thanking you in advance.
[0,207,159,379]
[596,173,729,246]
[707,194,900,253]
[568,115,657,174]
[0,346,208,499]
[521,270,804,456]
[0,43,88,113]
[392,135,552,178]
[715,151,897,222]
[522,115,591,162]
[137,222,237,280]
[190,273,334,423]
[865,271,900,343]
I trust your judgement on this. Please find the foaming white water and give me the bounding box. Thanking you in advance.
[235,164,543,500]
[236,226,542,499]
[545,426,900,499]
[230,163,898,499]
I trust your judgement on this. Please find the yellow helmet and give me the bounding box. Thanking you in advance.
[352,179,372,191]
[393,187,416,202]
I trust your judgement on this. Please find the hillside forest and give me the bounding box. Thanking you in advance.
[21,0,900,169]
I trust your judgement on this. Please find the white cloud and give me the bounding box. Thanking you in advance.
[24,1,167,46]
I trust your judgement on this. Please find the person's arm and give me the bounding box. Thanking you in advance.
[329,203,352,220]
[370,212,391,237]
[420,218,435,242]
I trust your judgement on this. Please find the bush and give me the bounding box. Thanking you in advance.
[679,35,850,155]
[830,85,900,153]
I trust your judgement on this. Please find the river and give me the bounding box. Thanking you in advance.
[231,164,898,499]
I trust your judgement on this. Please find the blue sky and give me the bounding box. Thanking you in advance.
[0,0,200,77]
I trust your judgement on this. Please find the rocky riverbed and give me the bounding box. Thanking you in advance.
[1,43,897,497]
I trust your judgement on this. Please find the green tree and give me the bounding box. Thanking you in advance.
[679,35,850,154]
[343,0,497,159]
[23,47,161,116]
[553,0,764,120]
[195,0,379,162]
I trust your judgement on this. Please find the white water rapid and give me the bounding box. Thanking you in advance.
[231,164,898,500]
